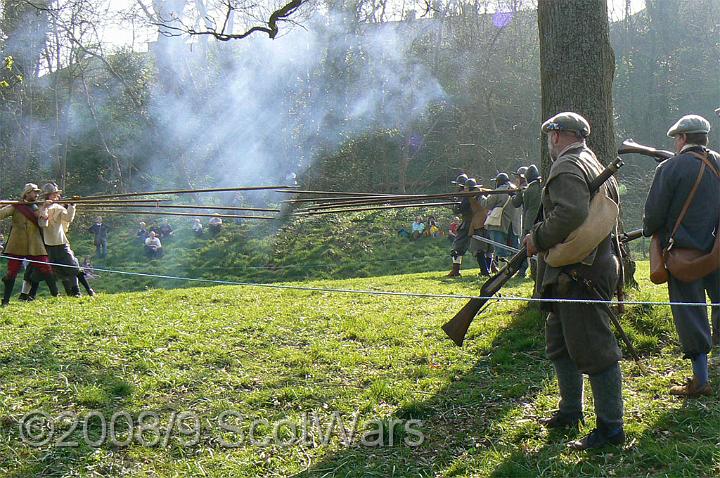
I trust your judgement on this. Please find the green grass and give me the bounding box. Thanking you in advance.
[64,207,456,293]
[0,261,718,477]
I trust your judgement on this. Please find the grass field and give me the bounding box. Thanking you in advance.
[0,261,718,477]
[63,207,456,293]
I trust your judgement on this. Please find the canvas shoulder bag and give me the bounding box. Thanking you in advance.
[545,182,619,267]
[484,196,510,228]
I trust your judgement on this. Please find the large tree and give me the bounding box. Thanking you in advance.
[537,0,615,170]
[537,0,637,284]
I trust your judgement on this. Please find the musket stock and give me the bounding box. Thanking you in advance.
[620,228,643,243]
[442,245,528,346]
[618,139,674,162]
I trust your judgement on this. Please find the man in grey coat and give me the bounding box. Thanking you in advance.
[643,114,720,397]
[526,112,624,450]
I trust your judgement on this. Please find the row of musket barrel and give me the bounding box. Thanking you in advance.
[282,187,519,215]
[0,183,522,221]
[0,186,290,220]
[0,139,669,222]
[287,139,675,217]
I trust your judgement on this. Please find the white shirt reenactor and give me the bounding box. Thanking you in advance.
[37,183,94,297]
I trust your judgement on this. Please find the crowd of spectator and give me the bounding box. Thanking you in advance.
[81,214,229,262]
[398,215,448,241]
[131,216,225,260]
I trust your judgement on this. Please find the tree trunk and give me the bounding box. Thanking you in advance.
[538,0,636,285]
[538,0,615,171]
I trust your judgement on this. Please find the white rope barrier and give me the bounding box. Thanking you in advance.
[2,254,718,308]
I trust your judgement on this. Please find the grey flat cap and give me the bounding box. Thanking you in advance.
[666,114,711,137]
[541,112,590,137]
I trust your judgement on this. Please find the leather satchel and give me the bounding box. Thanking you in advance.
[651,151,720,284]
[666,229,720,282]
[649,233,669,284]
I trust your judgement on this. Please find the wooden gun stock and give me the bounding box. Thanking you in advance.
[619,228,643,243]
[442,247,527,346]
[618,139,674,162]
[442,157,625,346]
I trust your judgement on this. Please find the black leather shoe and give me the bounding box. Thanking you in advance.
[539,410,584,429]
[18,293,33,301]
[568,427,625,450]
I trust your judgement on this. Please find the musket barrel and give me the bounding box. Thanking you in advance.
[79,209,276,219]
[80,185,295,200]
[295,201,460,215]
[80,203,281,212]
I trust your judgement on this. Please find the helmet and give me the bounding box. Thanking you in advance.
[451,173,468,185]
[515,166,528,178]
[464,178,478,190]
[494,173,510,186]
[525,164,541,183]
[42,182,62,197]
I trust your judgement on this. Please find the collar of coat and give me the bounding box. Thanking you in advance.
[555,141,587,159]
[679,144,707,154]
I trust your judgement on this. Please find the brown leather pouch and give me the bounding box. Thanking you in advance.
[649,233,669,284]
[658,151,720,283]
[666,238,720,282]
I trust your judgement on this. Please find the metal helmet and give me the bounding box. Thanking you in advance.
[451,173,468,186]
[494,173,510,186]
[525,164,541,183]
[515,166,528,178]
[464,178,478,190]
[42,182,62,198]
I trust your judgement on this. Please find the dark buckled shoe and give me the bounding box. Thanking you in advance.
[18,293,33,302]
[539,410,584,429]
[568,426,625,450]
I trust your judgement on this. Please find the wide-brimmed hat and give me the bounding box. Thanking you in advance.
[451,173,469,185]
[22,183,41,197]
[464,178,479,190]
[41,182,62,197]
[495,173,510,185]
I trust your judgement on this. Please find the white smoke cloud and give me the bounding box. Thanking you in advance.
[144,9,447,189]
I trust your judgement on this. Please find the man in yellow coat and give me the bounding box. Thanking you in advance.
[0,184,58,306]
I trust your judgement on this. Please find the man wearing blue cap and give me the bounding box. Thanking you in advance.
[644,114,720,397]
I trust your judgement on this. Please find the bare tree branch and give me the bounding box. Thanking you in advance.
[135,0,157,22]
[24,0,145,108]
[155,0,306,41]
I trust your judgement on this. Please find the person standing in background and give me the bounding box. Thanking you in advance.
[89,216,110,259]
